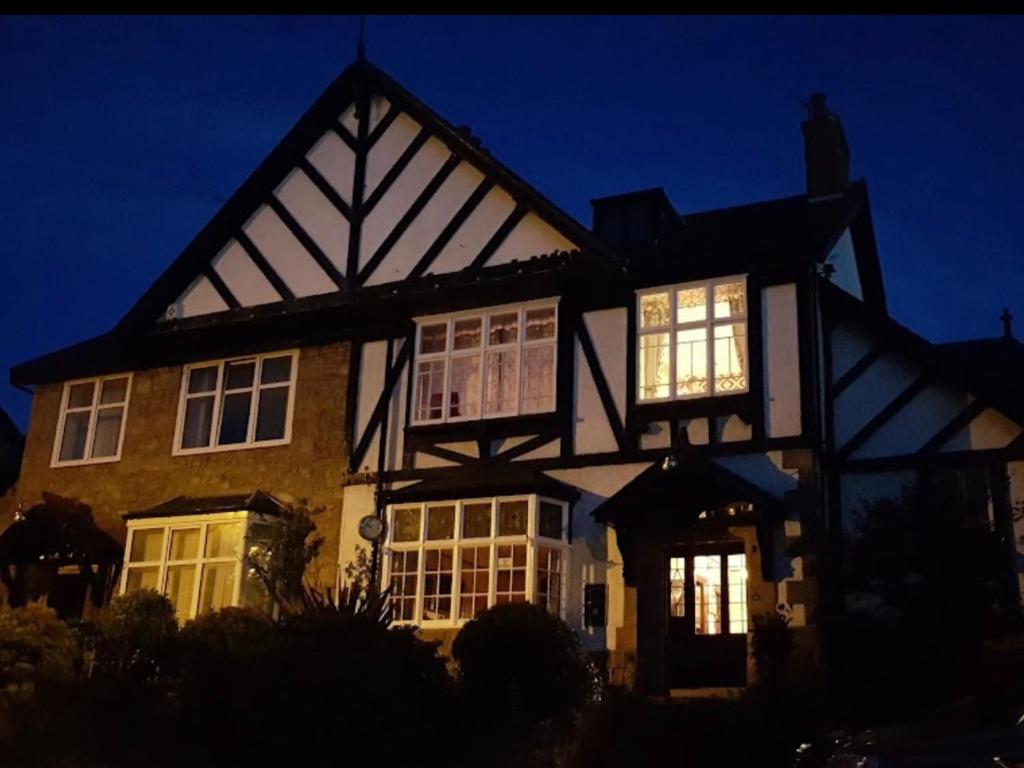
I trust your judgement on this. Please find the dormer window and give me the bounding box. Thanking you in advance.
[637,277,748,402]
[412,301,557,425]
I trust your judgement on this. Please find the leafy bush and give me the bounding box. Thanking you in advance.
[452,602,601,758]
[751,608,793,688]
[0,603,78,702]
[246,503,324,611]
[90,589,177,681]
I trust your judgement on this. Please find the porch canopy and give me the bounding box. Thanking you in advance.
[591,456,788,581]
[382,465,580,505]
[124,490,287,521]
[0,494,122,610]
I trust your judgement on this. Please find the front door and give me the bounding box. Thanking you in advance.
[665,543,748,688]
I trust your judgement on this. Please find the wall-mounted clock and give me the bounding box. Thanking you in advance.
[358,515,385,542]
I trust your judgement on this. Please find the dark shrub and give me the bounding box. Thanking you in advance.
[751,609,792,688]
[90,589,177,681]
[452,602,601,755]
[172,593,450,768]
[0,603,78,699]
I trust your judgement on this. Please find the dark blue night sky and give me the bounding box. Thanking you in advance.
[2,15,1022,429]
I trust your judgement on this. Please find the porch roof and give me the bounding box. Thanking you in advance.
[382,466,580,505]
[591,455,785,528]
[123,490,287,521]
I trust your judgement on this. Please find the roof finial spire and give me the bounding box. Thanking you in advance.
[1001,307,1014,339]
[357,16,366,61]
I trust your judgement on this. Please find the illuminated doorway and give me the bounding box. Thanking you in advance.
[666,543,748,687]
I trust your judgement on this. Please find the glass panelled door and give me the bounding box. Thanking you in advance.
[666,544,748,687]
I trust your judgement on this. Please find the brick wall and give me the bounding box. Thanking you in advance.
[7,342,351,589]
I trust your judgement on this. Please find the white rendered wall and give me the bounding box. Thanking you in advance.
[762,283,802,438]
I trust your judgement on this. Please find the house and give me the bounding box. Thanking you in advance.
[6,57,1024,694]
[0,406,22,497]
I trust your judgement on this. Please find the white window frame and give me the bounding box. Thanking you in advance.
[50,373,133,467]
[172,350,299,456]
[635,275,749,403]
[120,510,259,622]
[382,495,569,628]
[411,299,559,426]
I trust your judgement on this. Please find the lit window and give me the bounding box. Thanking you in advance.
[52,374,131,466]
[121,513,256,624]
[383,496,569,626]
[637,277,748,401]
[412,302,557,425]
[667,553,748,635]
[175,351,297,454]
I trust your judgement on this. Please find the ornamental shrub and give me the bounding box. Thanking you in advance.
[452,602,602,753]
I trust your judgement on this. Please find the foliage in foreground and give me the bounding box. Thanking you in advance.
[453,602,603,766]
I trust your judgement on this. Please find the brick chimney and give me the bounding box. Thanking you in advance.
[802,94,850,196]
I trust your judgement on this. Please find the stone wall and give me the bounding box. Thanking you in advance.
[7,342,351,590]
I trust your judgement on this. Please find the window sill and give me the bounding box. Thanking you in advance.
[172,436,292,457]
[633,392,754,421]
[50,454,122,469]
[405,412,561,442]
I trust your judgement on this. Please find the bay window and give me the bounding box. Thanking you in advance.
[383,496,568,626]
[121,511,264,624]
[174,351,297,454]
[637,277,748,402]
[412,302,557,425]
[52,374,131,466]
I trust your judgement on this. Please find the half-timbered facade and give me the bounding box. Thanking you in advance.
[7,60,1023,693]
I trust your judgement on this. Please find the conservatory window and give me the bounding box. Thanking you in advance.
[121,512,257,624]
[637,277,748,402]
[383,496,568,626]
[412,301,557,425]
[52,374,132,466]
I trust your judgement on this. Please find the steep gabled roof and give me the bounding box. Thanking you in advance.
[115,57,609,331]
[12,57,617,386]
[824,282,1024,425]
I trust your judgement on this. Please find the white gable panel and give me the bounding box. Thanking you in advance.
[275,170,349,274]
[339,102,358,136]
[211,241,279,307]
[364,112,421,199]
[306,132,356,204]
[826,229,863,300]
[426,186,516,275]
[574,339,617,455]
[511,438,561,462]
[363,161,484,287]
[243,206,335,297]
[831,323,877,382]
[338,96,391,140]
[940,407,1022,452]
[493,435,540,455]
[367,96,392,133]
[356,340,389,450]
[834,351,922,446]
[384,359,409,473]
[852,386,973,459]
[177,276,227,318]
[359,137,450,273]
[763,284,802,438]
[415,452,460,469]
[486,213,575,266]
[435,441,479,458]
[583,308,627,425]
